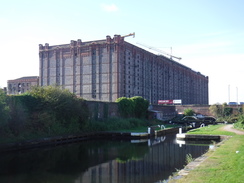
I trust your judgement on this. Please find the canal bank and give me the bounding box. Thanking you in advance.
[167,125,244,183]
[169,135,231,182]
[0,127,181,152]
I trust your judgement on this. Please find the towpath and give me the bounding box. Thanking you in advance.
[170,124,244,182]
[221,124,244,135]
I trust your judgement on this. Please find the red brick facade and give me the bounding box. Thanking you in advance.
[7,76,39,95]
[39,35,208,105]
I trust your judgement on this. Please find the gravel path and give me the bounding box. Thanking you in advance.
[221,124,244,135]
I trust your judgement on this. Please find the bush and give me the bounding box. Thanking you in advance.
[26,86,89,130]
[223,107,233,116]
[0,89,10,137]
[234,115,244,130]
[0,86,90,142]
[184,108,195,116]
[116,97,134,118]
[116,96,149,118]
[131,96,149,118]
[7,96,28,136]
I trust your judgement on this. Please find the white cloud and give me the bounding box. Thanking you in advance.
[101,4,118,12]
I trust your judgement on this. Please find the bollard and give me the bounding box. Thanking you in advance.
[179,128,182,134]
[148,127,151,134]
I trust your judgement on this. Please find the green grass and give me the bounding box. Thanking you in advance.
[171,125,244,183]
[187,124,236,136]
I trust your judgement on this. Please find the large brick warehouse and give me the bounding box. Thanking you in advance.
[39,35,208,105]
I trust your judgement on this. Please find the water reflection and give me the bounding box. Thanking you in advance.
[0,135,210,183]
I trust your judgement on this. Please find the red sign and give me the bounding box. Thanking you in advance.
[158,100,173,105]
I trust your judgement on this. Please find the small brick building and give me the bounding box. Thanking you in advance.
[7,76,39,95]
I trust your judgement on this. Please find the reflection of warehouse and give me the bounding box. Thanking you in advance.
[7,76,39,95]
[39,35,208,105]
[75,139,208,183]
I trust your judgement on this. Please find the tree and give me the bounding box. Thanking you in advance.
[7,96,28,136]
[223,107,233,116]
[26,86,89,132]
[0,89,10,134]
[116,96,149,118]
[131,96,149,118]
[184,108,195,116]
[116,97,134,118]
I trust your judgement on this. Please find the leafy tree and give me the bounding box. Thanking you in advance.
[131,96,149,118]
[184,108,195,116]
[209,104,220,117]
[116,96,149,118]
[223,107,233,116]
[234,115,244,130]
[7,96,28,136]
[26,86,89,133]
[116,97,134,118]
[0,89,10,134]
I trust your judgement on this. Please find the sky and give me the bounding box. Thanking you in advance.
[0,0,244,104]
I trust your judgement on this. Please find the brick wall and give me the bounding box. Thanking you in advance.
[85,101,120,120]
[85,101,242,120]
[85,101,177,120]
[176,105,211,116]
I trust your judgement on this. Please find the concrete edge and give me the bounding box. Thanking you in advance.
[167,135,231,182]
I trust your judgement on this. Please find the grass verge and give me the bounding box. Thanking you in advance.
[187,124,235,136]
[170,125,244,183]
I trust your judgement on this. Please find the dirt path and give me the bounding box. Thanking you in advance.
[221,124,244,135]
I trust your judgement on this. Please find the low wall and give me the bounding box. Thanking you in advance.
[85,102,178,120]
[0,127,181,152]
[85,101,120,120]
[85,101,241,120]
[176,105,212,116]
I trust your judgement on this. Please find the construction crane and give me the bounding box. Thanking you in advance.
[136,42,182,61]
[122,32,135,38]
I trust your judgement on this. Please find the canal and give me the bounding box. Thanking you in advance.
[0,134,211,183]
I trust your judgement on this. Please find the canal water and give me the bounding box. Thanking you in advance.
[0,134,211,183]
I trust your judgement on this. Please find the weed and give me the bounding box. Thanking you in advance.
[185,153,194,164]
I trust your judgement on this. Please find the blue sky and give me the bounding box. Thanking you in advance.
[1,0,244,104]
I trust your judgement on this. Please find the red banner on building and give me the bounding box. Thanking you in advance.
[158,100,173,105]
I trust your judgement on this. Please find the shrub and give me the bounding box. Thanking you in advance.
[184,108,195,116]
[116,96,149,118]
[234,115,244,130]
[26,86,89,129]
[0,89,10,136]
[7,96,28,136]
[223,107,233,116]
[131,96,149,118]
[209,104,223,117]
[0,86,90,141]
[116,97,134,118]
